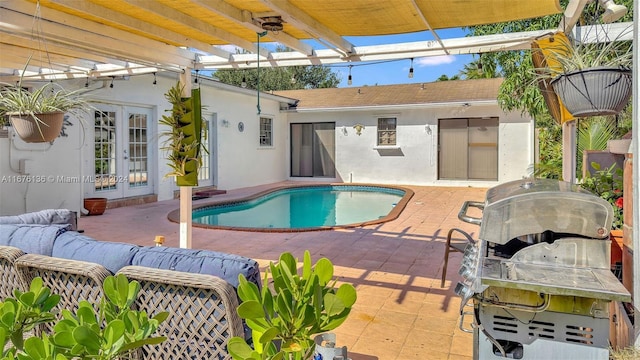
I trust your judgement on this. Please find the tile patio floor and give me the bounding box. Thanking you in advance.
[78,182,488,360]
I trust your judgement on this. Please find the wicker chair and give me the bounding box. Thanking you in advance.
[14,254,112,334]
[117,265,245,360]
[0,245,26,300]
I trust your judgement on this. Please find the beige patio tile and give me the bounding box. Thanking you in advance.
[78,182,489,359]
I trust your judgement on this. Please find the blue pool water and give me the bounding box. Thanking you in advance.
[192,185,405,230]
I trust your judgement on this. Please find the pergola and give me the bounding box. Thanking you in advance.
[2,0,639,338]
[0,0,594,80]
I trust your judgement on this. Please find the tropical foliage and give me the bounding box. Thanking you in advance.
[0,275,167,360]
[228,251,357,360]
[467,0,633,179]
[579,162,624,229]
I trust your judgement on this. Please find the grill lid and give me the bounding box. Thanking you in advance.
[479,179,613,244]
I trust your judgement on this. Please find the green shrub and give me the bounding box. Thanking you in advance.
[0,275,167,360]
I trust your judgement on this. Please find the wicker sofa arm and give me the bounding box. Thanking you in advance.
[0,245,26,300]
[117,265,244,360]
[14,253,111,313]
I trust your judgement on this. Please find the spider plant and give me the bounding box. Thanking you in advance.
[1,53,91,132]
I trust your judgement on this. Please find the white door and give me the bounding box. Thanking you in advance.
[88,105,154,199]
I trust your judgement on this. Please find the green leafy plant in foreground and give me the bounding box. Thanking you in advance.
[228,250,357,360]
[0,275,168,360]
[579,162,624,230]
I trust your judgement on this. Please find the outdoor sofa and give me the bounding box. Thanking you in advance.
[0,209,261,359]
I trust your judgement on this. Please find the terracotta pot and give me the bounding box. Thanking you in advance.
[9,112,64,143]
[84,197,107,215]
[610,229,624,266]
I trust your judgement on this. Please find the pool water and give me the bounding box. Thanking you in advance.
[192,185,405,230]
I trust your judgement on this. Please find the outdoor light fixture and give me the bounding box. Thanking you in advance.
[85,77,89,88]
[109,76,114,88]
[408,58,414,78]
[348,65,353,85]
[194,69,199,84]
[598,0,627,23]
[260,16,284,32]
[241,75,247,88]
[477,55,483,75]
[152,72,157,86]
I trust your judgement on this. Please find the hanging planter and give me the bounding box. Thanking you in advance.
[551,67,632,118]
[159,82,205,187]
[8,112,64,143]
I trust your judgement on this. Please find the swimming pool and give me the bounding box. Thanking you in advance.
[182,185,412,232]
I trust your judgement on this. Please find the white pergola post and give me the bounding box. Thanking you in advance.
[632,0,640,346]
[179,70,193,249]
[562,121,577,183]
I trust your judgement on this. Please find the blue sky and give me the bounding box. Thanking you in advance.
[329,27,473,87]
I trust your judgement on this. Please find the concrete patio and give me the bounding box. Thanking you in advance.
[78,182,488,360]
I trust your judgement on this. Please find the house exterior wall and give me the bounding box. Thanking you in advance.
[285,103,533,187]
[1,77,532,217]
[0,75,289,215]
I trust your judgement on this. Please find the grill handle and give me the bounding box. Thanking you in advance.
[458,201,484,225]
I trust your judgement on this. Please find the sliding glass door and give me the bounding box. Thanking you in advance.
[291,123,335,177]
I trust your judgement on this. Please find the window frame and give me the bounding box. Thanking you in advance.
[259,116,273,147]
[376,117,397,146]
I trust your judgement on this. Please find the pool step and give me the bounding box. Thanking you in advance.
[192,189,227,200]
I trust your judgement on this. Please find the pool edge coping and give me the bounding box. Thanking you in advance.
[167,183,415,233]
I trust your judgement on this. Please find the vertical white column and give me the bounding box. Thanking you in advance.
[179,70,192,249]
[632,0,640,346]
[562,120,577,183]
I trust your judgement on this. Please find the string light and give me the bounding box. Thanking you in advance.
[85,77,89,88]
[477,54,483,75]
[194,69,199,84]
[348,65,353,86]
[109,76,114,88]
[241,72,247,88]
[152,72,157,86]
[408,58,414,78]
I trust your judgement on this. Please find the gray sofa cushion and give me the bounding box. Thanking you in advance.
[52,232,140,274]
[131,247,261,289]
[0,224,70,256]
[0,209,77,230]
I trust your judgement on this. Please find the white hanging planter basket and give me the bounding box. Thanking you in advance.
[551,67,632,118]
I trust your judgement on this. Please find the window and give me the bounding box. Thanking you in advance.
[377,117,397,146]
[259,117,272,146]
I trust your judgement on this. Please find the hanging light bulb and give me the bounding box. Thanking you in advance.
[85,77,89,88]
[477,55,483,75]
[408,58,414,78]
[241,74,247,88]
[152,72,157,86]
[109,76,114,88]
[194,69,199,84]
[348,65,353,86]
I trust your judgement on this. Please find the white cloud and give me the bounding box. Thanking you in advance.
[216,44,245,54]
[415,55,456,67]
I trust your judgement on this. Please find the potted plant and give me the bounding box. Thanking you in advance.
[0,75,91,143]
[159,82,205,187]
[228,250,357,360]
[533,30,633,117]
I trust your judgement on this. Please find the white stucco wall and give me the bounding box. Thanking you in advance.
[286,102,533,187]
[0,74,290,215]
[0,111,85,215]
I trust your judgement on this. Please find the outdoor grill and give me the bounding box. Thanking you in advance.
[454,178,631,360]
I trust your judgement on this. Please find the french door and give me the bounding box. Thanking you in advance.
[88,105,154,199]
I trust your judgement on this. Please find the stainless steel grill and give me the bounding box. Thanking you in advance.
[454,178,631,360]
